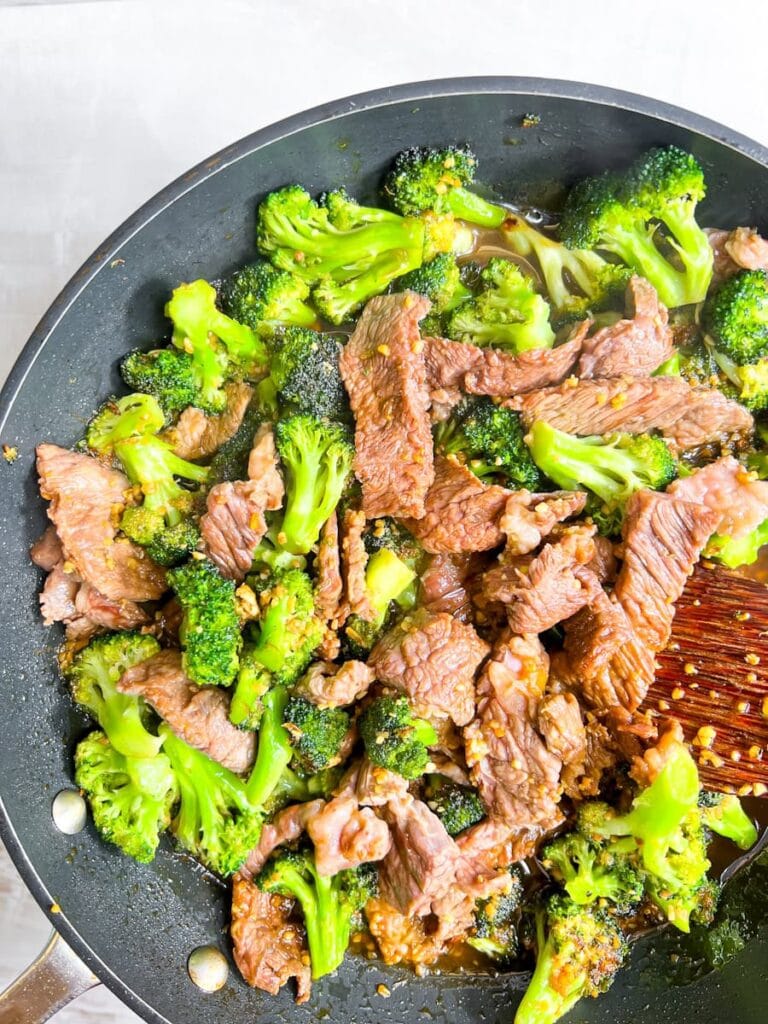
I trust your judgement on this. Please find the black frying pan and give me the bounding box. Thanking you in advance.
[0,77,766,1024]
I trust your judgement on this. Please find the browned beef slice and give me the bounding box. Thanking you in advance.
[613,489,718,651]
[314,512,343,622]
[118,649,255,773]
[365,897,445,966]
[499,489,587,557]
[294,660,374,708]
[419,552,475,621]
[353,758,413,808]
[589,534,618,584]
[464,634,562,832]
[340,508,373,619]
[240,800,325,880]
[339,292,434,519]
[201,424,284,580]
[576,276,673,379]
[538,692,586,764]
[707,226,768,282]
[73,582,149,631]
[30,525,63,571]
[166,382,253,460]
[424,335,484,390]
[38,552,148,635]
[231,877,310,1002]
[668,455,768,540]
[369,608,489,726]
[464,328,586,396]
[559,710,619,799]
[485,524,602,633]
[307,795,391,876]
[36,444,167,602]
[403,456,511,554]
[509,376,753,452]
[39,563,79,626]
[379,797,459,916]
[454,819,534,899]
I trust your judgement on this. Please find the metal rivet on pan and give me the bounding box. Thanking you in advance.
[51,789,87,835]
[187,946,229,992]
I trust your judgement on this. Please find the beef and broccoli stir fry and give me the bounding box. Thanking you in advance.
[32,143,768,1023]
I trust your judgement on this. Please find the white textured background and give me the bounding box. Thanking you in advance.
[2,1,768,1021]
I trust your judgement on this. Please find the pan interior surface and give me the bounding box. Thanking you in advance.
[1,80,767,1024]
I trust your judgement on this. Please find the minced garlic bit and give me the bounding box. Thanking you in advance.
[745,652,760,666]
[693,725,716,749]
[683,663,698,676]
[2,444,18,463]
[762,696,768,719]
[747,672,759,684]
[738,783,754,798]
[50,903,61,914]
[376,984,391,998]
[736,700,750,713]
[235,583,259,621]
[754,783,768,797]
[748,745,763,760]
[671,687,685,700]
[609,392,627,410]
[377,344,391,357]
[734,610,751,622]
[699,749,724,768]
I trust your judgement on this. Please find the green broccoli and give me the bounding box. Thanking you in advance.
[468,870,524,960]
[120,348,204,417]
[358,695,437,780]
[423,774,486,836]
[560,147,713,308]
[143,520,200,568]
[391,253,472,333]
[704,269,768,364]
[229,647,273,730]
[653,337,720,385]
[383,145,506,228]
[160,725,262,877]
[699,791,758,850]
[701,453,768,568]
[244,685,294,807]
[220,262,318,334]
[240,569,323,685]
[542,832,644,910]
[274,414,353,555]
[74,731,178,864]
[207,399,263,485]
[514,895,628,1024]
[267,327,349,421]
[258,847,378,979]
[167,558,242,687]
[435,396,543,488]
[528,421,677,528]
[342,546,417,658]
[85,393,165,455]
[282,695,351,774]
[63,632,162,759]
[445,257,555,352]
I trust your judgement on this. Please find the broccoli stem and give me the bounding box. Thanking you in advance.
[245,686,293,806]
[445,188,506,228]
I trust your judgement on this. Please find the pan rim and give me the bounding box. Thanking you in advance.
[2,74,767,1024]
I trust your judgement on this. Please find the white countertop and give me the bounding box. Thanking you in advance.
[2,1,768,1020]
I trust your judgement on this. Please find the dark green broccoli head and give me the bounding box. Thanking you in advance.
[622,145,706,219]
[74,731,177,864]
[423,774,486,836]
[436,396,543,488]
[120,348,203,417]
[207,400,263,485]
[64,632,162,759]
[358,695,437,780]
[144,520,201,567]
[283,695,351,774]
[560,172,631,252]
[469,869,524,960]
[391,253,472,330]
[167,558,242,687]
[542,832,644,910]
[704,269,768,365]
[220,261,317,333]
[246,569,323,685]
[268,327,349,421]
[85,393,165,455]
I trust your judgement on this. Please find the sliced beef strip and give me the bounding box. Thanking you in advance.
[403,456,511,554]
[508,375,753,453]
[613,489,718,652]
[464,633,563,833]
[36,444,166,602]
[30,525,63,571]
[339,292,434,519]
[499,489,587,557]
[559,710,619,799]
[369,608,489,727]
[463,327,587,396]
[118,649,255,773]
[340,508,373,620]
[455,818,540,896]
[419,552,475,622]
[38,550,149,636]
[352,758,413,808]
[166,382,253,461]
[589,534,618,584]
[200,424,284,580]
[307,795,392,876]
[73,581,149,632]
[231,877,311,1002]
[668,455,768,541]
[314,512,343,623]
[424,335,484,391]
[294,660,374,708]
[538,691,586,765]
[707,226,768,282]
[576,276,673,379]
[39,563,79,626]
[379,796,460,917]
[239,800,326,881]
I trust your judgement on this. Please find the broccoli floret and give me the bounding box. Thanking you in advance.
[468,870,524,960]
[423,774,485,836]
[63,632,162,759]
[514,895,628,1024]
[160,725,262,877]
[120,348,203,417]
[391,253,472,332]
[167,559,242,687]
[265,764,344,815]
[383,145,506,228]
[258,847,378,979]
[704,269,768,364]
[542,832,644,910]
[282,695,351,774]
[342,546,417,658]
[274,414,353,555]
[229,647,272,730]
[85,393,165,455]
[435,396,543,488]
[654,337,720,385]
[444,258,555,352]
[256,185,429,325]
[699,791,758,850]
[143,521,200,567]
[242,569,323,685]
[501,214,631,317]
[358,695,437,780]
[528,421,677,524]
[220,262,317,334]
[707,339,768,412]
[560,147,713,308]
[207,399,263,485]
[267,328,349,421]
[74,731,178,864]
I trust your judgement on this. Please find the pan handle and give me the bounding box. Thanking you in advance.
[0,931,99,1024]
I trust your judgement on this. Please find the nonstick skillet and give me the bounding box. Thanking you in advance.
[0,77,767,1024]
